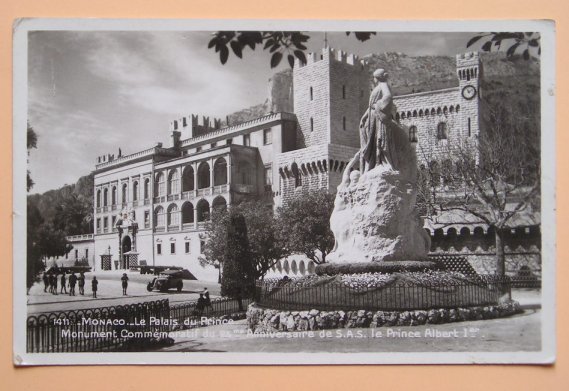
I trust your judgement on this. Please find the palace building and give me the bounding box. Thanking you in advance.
[85,48,537,281]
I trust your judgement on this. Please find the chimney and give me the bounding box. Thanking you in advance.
[171,130,182,149]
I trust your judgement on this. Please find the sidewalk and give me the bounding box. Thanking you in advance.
[27,270,221,313]
[511,288,541,309]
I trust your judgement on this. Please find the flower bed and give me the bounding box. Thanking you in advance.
[256,272,510,312]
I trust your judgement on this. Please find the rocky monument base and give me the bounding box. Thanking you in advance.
[247,301,522,333]
[327,161,431,267]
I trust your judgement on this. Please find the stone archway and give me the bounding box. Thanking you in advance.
[121,235,132,269]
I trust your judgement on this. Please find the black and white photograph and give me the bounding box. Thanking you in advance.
[13,19,555,365]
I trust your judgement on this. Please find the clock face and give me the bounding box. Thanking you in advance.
[462,85,477,100]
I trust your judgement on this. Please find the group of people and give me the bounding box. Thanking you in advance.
[42,271,99,297]
[196,287,213,315]
[43,271,86,296]
[41,272,212,305]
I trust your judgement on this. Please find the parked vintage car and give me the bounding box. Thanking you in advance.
[146,270,184,292]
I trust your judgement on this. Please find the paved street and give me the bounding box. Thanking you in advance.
[27,270,221,315]
[162,309,542,353]
[27,272,542,353]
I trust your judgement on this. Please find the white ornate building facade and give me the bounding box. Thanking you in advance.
[90,48,488,281]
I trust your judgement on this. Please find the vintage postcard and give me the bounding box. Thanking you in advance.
[13,19,556,365]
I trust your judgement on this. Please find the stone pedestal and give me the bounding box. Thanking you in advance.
[328,162,430,264]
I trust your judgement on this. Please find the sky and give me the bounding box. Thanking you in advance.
[27,30,476,193]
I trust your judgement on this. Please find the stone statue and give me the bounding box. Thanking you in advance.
[359,68,394,173]
[329,152,362,258]
[327,67,431,265]
[115,210,133,230]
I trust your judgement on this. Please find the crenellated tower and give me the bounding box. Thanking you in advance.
[293,47,370,149]
[456,52,482,141]
[169,114,223,141]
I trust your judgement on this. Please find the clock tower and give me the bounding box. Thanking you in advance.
[456,52,482,144]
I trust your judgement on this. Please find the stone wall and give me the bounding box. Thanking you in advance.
[328,57,369,149]
[247,302,522,332]
[277,143,359,205]
[293,47,369,149]
[293,57,330,148]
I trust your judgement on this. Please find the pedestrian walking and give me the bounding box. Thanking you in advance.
[69,272,77,296]
[52,273,58,295]
[42,273,49,293]
[48,273,55,294]
[121,273,129,296]
[196,293,206,316]
[91,276,98,298]
[203,287,213,312]
[60,272,68,294]
[78,272,85,295]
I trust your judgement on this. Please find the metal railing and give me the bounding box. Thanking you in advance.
[170,297,252,326]
[509,275,542,289]
[255,275,515,312]
[27,296,251,353]
[27,299,170,353]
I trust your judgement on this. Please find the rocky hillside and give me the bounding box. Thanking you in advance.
[363,51,539,95]
[224,51,540,124]
[28,173,94,235]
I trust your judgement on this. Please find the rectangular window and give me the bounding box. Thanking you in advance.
[156,243,162,255]
[200,240,206,254]
[211,142,216,148]
[263,128,272,145]
[342,85,346,99]
[96,218,101,229]
[196,146,202,152]
[170,243,176,254]
[158,180,166,196]
[342,116,346,131]
[468,117,471,137]
[112,216,116,231]
[185,241,190,254]
[226,139,233,145]
[103,217,108,232]
[85,249,89,259]
[310,118,314,132]
[243,134,250,146]
[75,249,78,259]
[144,211,150,228]
[265,165,272,186]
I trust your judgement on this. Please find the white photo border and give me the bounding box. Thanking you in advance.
[13,18,556,366]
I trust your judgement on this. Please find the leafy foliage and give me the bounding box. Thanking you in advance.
[53,193,93,235]
[27,199,72,289]
[276,190,335,264]
[467,32,540,59]
[208,31,375,68]
[28,173,94,235]
[220,214,256,308]
[27,123,38,192]
[25,127,92,287]
[200,200,289,280]
[417,88,540,276]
